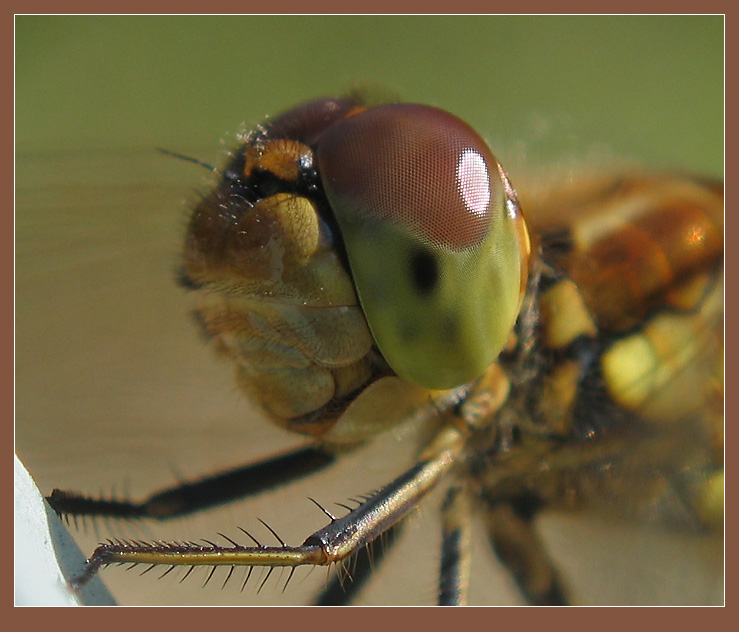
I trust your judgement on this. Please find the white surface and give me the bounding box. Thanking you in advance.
[14,454,116,606]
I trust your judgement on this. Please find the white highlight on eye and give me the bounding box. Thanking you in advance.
[456,149,490,218]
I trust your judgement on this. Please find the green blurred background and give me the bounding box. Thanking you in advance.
[17,15,723,171]
[16,16,724,606]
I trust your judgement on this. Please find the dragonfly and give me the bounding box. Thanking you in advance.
[45,91,724,606]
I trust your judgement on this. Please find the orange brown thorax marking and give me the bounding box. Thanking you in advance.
[535,176,723,333]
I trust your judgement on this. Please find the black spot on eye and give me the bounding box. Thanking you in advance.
[410,248,438,294]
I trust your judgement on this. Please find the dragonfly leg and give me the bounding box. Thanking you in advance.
[484,500,569,606]
[312,521,404,605]
[46,445,335,521]
[70,424,465,592]
[438,484,472,606]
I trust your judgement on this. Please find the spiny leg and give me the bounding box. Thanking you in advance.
[47,445,335,521]
[438,484,473,606]
[484,500,569,606]
[70,424,465,593]
[312,522,404,605]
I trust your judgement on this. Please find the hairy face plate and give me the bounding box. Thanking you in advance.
[46,94,724,606]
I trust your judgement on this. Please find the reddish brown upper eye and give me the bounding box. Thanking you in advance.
[316,104,497,252]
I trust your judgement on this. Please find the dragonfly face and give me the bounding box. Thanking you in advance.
[46,93,724,605]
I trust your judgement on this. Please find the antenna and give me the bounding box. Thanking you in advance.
[157,147,240,183]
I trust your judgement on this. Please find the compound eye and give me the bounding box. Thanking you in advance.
[317,104,530,389]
